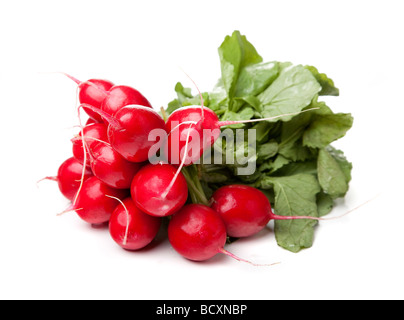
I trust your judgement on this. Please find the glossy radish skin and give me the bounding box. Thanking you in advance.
[168,204,227,261]
[107,105,167,163]
[102,85,152,116]
[85,118,99,126]
[48,157,93,201]
[90,142,143,189]
[109,198,161,251]
[211,185,272,238]
[73,176,128,224]
[211,184,323,238]
[165,106,221,166]
[78,79,114,122]
[72,123,108,166]
[131,163,188,217]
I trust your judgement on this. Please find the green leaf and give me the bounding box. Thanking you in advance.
[305,65,340,96]
[166,82,201,114]
[218,31,263,101]
[317,192,334,217]
[264,174,321,253]
[303,113,354,148]
[220,107,255,129]
[234,61,280,97]
[208,79,228,111]
[235,96,263,113]
[201,171,229,183]
[307,95,333,115]
[167,99,181,115]
[175,82,193,100]
[258,64,321,122]
[259,155,290,174]
[237,170,262,183]
[257,141,278,161]
[326,145,353,183]
[277,111,315,162]
[317,147,351,199]
[251,121,273,143]
[279,140,314,162]
[274,160,317,176]
[181,92,210,107]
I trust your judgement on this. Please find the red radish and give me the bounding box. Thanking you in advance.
[109,197,161,250]
[211,184,324,238]
[101,85,152,116]
[81,104,167,163]
[78,79,114,110]
[211,184,271,238]
[85,118,99,126]
[131,163,188,217]
[39,157,93,201]
[63,74,114,122]
[168,204,227,261]
[168,204,275,266]
[69,176,129,225]
[90,141,143,189]
[71,119,142,189]
[72,123,108,166]
[166,106,221,166]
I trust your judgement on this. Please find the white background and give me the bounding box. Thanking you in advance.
[0,0,403,300]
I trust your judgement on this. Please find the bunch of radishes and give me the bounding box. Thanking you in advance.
[44,75,321,265]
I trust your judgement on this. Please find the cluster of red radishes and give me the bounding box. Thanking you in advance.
[45,75,319,265]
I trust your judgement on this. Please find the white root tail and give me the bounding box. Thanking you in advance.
[218,107,320,127]
[160,123,194,199]
[218,247,281,267]
[106,195,130,246]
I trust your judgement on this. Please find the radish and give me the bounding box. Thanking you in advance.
[63,74,114,122]
[71,120,142,189]
[109,197,161,250]
[64,74,152,120]
[106,105,166,163]
[78,79,114,112]
[81,104,167,163]
[168,204,276,266]
[71,123,108,166]
[131,163,188,217]
[211,184,324,238]
[85,118,99,126]
[90,141,143,189]
[69,176,129,225]
[165,106,221,166]
[101,85,152,116]
[39,157,93,201]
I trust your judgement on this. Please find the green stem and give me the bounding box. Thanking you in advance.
[184,170,200,204]
[160,106,208,204]
[160,107,168,122]
[182,166,209,206]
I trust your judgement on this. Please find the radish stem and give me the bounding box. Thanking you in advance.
[218,108,320,127]
[182,166,209,206]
